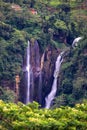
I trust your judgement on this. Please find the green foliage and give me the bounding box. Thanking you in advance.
[62,61,73,70]
[53,94,68,108]
[62,79,73,94]
[54,19,68,32]
[0,100,87,130]
[73,77,87,100]
[0,87,16,102]
[49,0,61,7]
[0,21,14,40]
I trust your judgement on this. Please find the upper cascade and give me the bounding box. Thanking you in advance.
[72,37,83,48]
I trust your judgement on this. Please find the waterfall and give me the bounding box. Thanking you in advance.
[26,41,31,104]
[72,37,83,48]
[45,51,64,109]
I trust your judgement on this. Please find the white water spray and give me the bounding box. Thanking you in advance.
[26,41,31,104]
[72,37,83,48]
[45,52,64,109]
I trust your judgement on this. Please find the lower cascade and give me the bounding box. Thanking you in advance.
[45,51,64,109]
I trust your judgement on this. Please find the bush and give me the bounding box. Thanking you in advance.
[0,100,87,130]
[0,86,16,102]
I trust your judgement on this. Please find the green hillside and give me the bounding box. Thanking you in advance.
[0,0,87,106]
[0,0,87,129]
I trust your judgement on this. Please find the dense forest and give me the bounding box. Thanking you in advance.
[0,0,87,129]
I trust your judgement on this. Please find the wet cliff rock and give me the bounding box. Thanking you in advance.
[20,40,61,107]
[41,45,60,107]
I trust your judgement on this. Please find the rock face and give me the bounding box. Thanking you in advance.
[20,40,60,107]
[41,45,60,107]
[30,40,41,77]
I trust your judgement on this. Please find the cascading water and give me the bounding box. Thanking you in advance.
[45,51,64,109]
[26,41,31,104]
[72,37,83,48]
